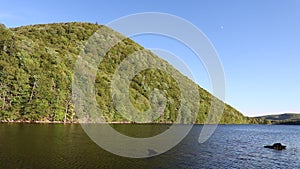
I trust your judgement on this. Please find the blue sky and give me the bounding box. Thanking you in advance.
[1,0,299,116]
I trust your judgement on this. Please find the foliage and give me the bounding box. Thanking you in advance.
[255,113,300,125]
[0,22,263,124]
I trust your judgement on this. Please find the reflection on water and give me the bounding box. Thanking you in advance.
[0,124,299,168]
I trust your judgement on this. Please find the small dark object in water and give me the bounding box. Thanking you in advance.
[147,149,158,156]
[264,143,286,150]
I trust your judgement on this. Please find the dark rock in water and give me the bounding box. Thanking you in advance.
[147,149,158,156]
[264,143,286,150]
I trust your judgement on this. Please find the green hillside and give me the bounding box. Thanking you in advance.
[255,113,300,125]
[0,22,263,124]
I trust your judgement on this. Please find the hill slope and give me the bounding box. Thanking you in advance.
[255,113,300,125]
[0,22,263,124]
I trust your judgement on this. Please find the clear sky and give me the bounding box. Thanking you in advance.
[1,0,299,116]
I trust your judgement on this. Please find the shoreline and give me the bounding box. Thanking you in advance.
[0,120,172,124]
[2,121,295,125]
[0,120,79,124]
[0,120,267,125]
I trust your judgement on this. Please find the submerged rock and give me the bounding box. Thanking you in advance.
[264,143,286,150]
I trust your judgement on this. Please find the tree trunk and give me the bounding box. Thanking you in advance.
[29,81,37,102]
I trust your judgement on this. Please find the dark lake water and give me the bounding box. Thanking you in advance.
[0,124,299,169]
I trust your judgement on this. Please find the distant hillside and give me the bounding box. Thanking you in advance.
[0,22,264,124]
[255,113,300,125]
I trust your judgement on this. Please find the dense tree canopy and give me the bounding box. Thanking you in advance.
[0,22,266,124]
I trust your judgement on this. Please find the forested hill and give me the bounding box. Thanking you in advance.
[255,113,300,125]
[0,22,264,124]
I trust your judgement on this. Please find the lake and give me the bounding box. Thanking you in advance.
[0,124,299,168]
